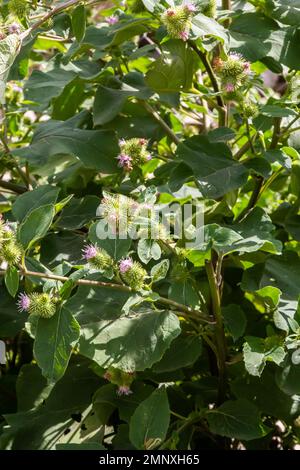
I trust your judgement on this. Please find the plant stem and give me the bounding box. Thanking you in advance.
[188,42,226,126]
[270,117,282,150]
[0,268,213,324]
[141,101,180,145]
[0,180,27,194]
[205,259,227,404]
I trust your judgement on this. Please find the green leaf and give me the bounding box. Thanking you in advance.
[93,72,152,125]
[129,387,170,449]
[137,239,161,264]
[12,185,59,222]
[222,305,247,342]
[16,364,53,412]
[56,196,99,230]
[151,259,170,283]
[261,105,297,118]
[5,266,19,298]
[265,0,300,26]
[243,336,285,377]
[72,5,86,43]
[191,13,229,44]
[175,136,248,199]
[89,221,131,260]
[0,286,25,337]
[153,335,202,372]
[52,77,85,120]
[13,121,119,173]
[206,399,270,441]
[0,34,21,103]
[276,357,300,395]
[33,307,80,384]
[78,309,181,371]
[146,40,198,93]
[18,204,55,250]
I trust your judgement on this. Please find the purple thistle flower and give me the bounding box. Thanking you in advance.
[119,257,133,274]
[146,154,152,161]
[225,82,235,93]
[106,15,119,25]
[9,23,21,34]
[179,31,189,41]
[117,385,132,396]
[184,3,196,13]
[17,293,30,312]
[117,154,133,171]
[82,244,98,260]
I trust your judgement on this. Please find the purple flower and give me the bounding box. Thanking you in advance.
[117,154,133,171]
[225,82,235,93]
[106,15,119,25]
[119,257,133,274]
[184,3,196,13]
[146,154,152,161]
[17,293,30,312]
[9,23,21,34]
[11,83,22,93]
[229,52,242,61]
[179,31,189,41]
[117,385,132,396]
[82,244,98,260]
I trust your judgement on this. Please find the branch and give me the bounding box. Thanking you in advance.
[0,268,213,324]
[188,41,226,126]
[0,180,27,194]
[21,0,82,40]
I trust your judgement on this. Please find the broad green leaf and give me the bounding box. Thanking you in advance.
[261,105,297,118]
[12,185,59,222]
[13,121,119,173]
[146,40,198,93]
[243,336,285,377]
[78,309,181,371]
[175,135,248,199]
[265,0,300,26]
[72,5,86,43]
[52,77,85,120]
[137,238,161,264]
[222,305,247,342]
[34,307,80,384]
[0,359,100,450]
[0,34,20,103]
[232,368,300,424]
[18,204,55,250]
[153,335,202,372]
[93,72,152,125]
[89,221,131,260]
[0,286,24,337]
[4,266,19,298]
[129,387,170,449]
[191,13,229,44]
[55,196,99,230]
[206,399,270,441]
[276,356,300,395]
[151,259,170,283]
[16,364,53,412]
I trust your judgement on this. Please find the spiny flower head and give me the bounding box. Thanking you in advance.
[0,238,22,266]
[118,138,151,172]
[162,3,196,41]
[24,292,57,319]
[99,193,141,235]
[241,101,258,119]
[17,293,30,312]
[200,0,216,18]
[214,52,251,93]
[103,367,135,393]
[83,244,113,271]
[8,0,29,19]
[119,259,147,290]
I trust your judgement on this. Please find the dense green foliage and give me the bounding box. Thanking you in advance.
[0,0,300,450]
